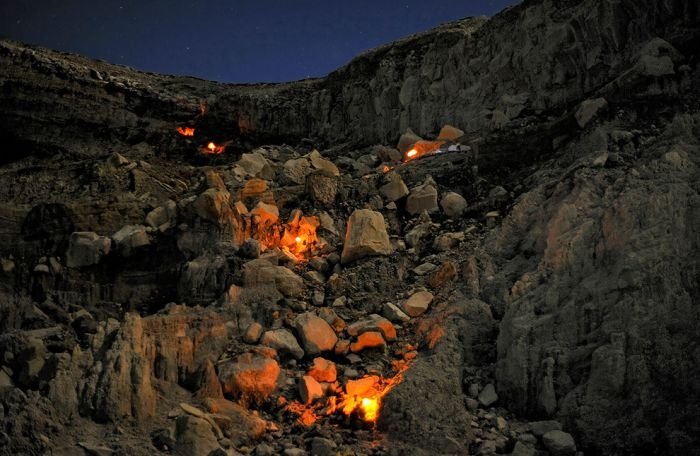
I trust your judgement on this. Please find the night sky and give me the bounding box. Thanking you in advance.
[0,1,515,83]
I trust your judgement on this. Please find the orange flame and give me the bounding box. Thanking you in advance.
[404,140,445,162]
[203,141,225,155]
[177,126,195,137]
[337,360,410,424]
[278,210,320,260]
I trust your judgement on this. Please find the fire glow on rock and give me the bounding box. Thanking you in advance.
[248,208,322,261]
[203,141,225,154]
[176,126,195,137]
[286,360,410,426]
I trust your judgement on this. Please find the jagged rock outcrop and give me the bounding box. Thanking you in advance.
[485,114,700,453]
[80,306,229,422]
[1,0,697,157]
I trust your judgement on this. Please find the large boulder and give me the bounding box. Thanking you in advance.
[65,232,111,268]
[218,353,281,403]
[341,209,393,264]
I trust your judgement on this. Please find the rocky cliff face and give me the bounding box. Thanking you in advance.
[1,0,699,455]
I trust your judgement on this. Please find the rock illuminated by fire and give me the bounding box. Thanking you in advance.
[337,362,408,423]
[176,126,195,137]
[277,210,321,260]
[284,360,410,426]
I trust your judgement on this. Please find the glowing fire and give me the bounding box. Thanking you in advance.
[337,360,409,423]
[284,360,410,426]
[245,207,321,261]
[202,141,225,155]
[176,126,195,137]
[404,140,445,162]
[278,211,320,260]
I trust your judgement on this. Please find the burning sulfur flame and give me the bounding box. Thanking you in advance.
[284,360,411,427]
[177,126,195,137]
[337,360,410,424]
[202,141,225,155]
[404,140,445,162]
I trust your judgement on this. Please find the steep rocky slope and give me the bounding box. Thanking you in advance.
[1,0,700,455]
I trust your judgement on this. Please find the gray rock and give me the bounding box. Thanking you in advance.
[310,437,337,456]
[440,192,467,218]
[478,383,498,407]
[306,170,338,206]
[243,322,263,344]
[542,430,577,456]
[529,420,562,437]
[255,444,276,456]
[173,415,221,456]
[282,158,312,185]
[380,173,410,202]
[383,302,410,323]
[574,97,607,128]
[112,225,150,256]
[406,181,438,215]
[238,239,262,259]
[261,329,304,359]
[403,291,433,317]
[511,441,536,456]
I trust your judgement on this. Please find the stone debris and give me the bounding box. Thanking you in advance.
[294,313,338,355]
[403,291,433,317]
[478,383,499,407]
[542,430,577,456]
[298,375,324,404]
[440,191,467,218]
[406,180,439,215]
[260,329,304,360]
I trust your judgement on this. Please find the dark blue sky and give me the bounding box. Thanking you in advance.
[0,0,515,83]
